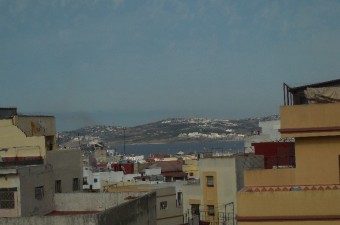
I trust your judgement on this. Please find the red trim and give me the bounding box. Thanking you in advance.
[279,126,340,134]
[237,215,340,222]
[1,156,43,162]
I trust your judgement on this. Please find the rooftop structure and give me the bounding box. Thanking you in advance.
[238,79,340,224]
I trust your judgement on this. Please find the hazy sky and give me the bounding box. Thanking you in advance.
[1,0,340,131]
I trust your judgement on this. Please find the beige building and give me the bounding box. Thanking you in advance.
[0,108,82,217]
[108,184,183,225]
[183,154,263,225]
[237,80,340,224]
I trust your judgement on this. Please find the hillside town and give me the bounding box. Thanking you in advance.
[1,79,340,225]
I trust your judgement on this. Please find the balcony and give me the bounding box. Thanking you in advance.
[280,103,340,138]
[244,168,296,187]
[237,188,340,222]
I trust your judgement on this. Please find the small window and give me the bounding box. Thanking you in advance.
[83,177,88,185]
[208,205,215,216]
[73,178,79,191]
[189,172,194,176]
[207,176,214,187]
[35,186,44,200]
[55,180,61,193]
[160,201,167,210]
[94,178,98,183]
[0,190,15,209]
[191,204,200,215]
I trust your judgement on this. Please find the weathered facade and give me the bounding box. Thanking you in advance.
[47,149,83,193]
[108,185,183,225]
[0,192,157,225]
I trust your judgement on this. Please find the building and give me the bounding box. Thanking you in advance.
[252,142,295,169]
[149,161,187,182]
[182,159,199,180]
[183,154,263,225]
[0,192,157,225]
[108,184,183,225]
[237,79,340,224]
[0,108,82,217]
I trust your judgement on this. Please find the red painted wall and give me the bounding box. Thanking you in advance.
[252,142,295,169]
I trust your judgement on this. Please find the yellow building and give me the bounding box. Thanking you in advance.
[237,80,340,225]
[182,159,199,179]
[0,108,82,217]
[183,154,263,225]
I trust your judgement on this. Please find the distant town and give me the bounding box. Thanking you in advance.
[58,115,279,147]
[1,79,340,225]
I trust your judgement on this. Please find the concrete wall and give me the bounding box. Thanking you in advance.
[236,154,264,190]
[97,192,157,225]
[54,192,146,211]
[0,193,157,225]
[0,173,20,217]
[46,149,83,193]
[18,165,55,216]
[14,116,56,137]
[0,215,98,225]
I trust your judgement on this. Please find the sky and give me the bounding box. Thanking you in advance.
[1,0,340,131]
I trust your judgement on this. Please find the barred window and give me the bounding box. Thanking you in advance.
[0,191,15,209]
[35,186,44,200]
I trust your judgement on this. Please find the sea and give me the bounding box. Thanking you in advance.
[115,140,245,157]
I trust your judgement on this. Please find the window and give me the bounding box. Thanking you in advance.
[94,178,98,183]
[208,205,215,216]
[35,186,44,200]
[177,192,182,206]
[207,176,214,187]
[55,180,61,193]
[83,177,88,185]
[160,201,167,210]
[191,204,200,215]
[73,178,79,191]
[189,172,194,176]
[0,188,16,209]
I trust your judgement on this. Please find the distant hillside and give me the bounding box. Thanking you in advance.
[57,115,279,147]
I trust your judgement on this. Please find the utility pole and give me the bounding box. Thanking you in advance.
[123,127,126,155]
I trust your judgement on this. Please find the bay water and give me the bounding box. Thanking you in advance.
[115,140,245,157]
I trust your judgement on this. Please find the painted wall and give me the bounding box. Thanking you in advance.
[280,103,340,138]
[182,159,199,179]
[244,136,340,187]
[0,119,46,159]
[238,190,340,224]
[294,136,340,185]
